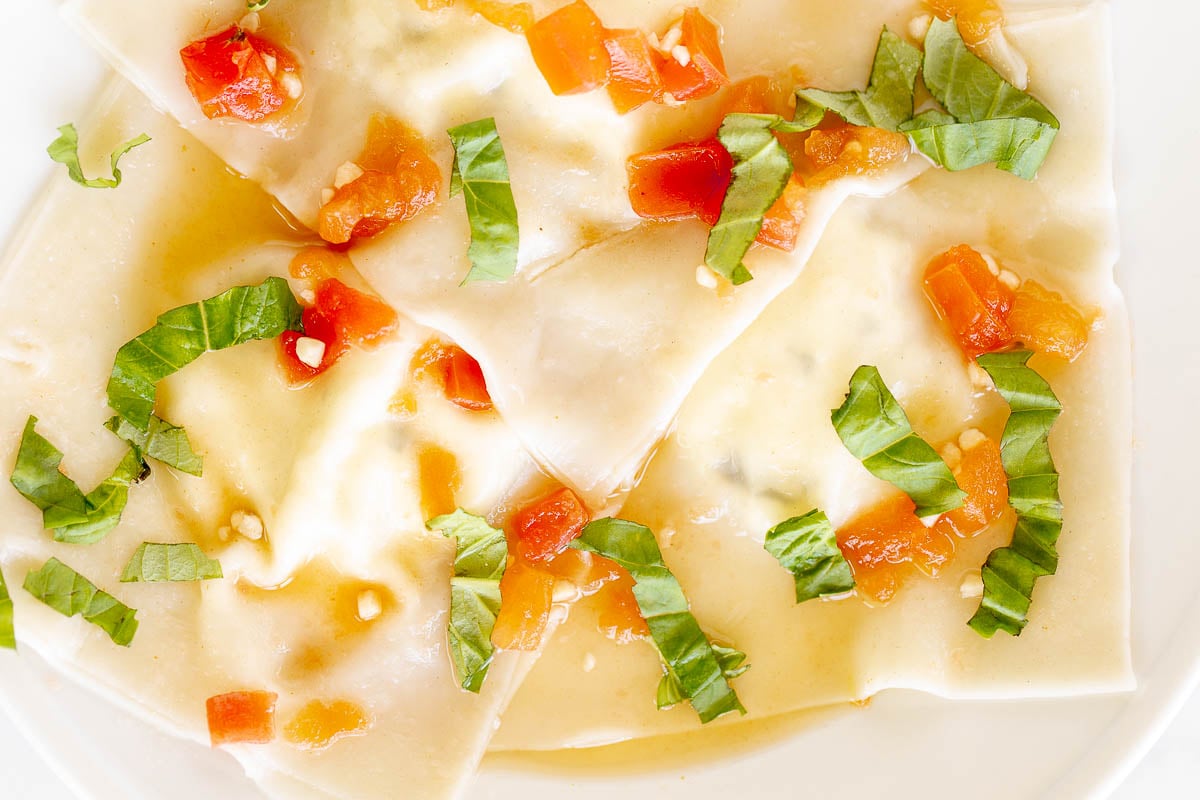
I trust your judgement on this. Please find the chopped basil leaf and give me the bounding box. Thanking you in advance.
[571,518,746,723]
[447,118,520,284]
[120,543,223,583]
[107,277,303,431]
[427,509,507,693]
[903,17,1059,179]
[657,642,747,710]
[47,123,150,189]
[763,509,855,603]
[968,350,1063,637]
[24,558,138,646]
[105,415,203,476]
[10,416,144,545]
[705,113,796,285]
[831,366,965,517]
[794,28,923,132]
[247,0,272,10]
[0,565,14,650]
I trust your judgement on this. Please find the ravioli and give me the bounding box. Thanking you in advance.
[66,0,932,504]
[494,1,1132,749]
[0,83,540,799]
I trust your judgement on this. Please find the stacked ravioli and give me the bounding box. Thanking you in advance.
[0,1,1130,798]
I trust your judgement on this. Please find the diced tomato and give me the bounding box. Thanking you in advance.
[757,175,807,252]
[908,523,956,577]
[206,691,277,746]
[492,558,556,650]
[923,244,1015,357]
[288,246,352,284]
[655,8,729,102]
[604,29,664,113]
[317,116,441,245]
[468,0,535,33]
[925,0,1004,46]
[837,494,928,604]
[279,278,399,385]
[526,1,611,96]
[180,26,299,122]
[938,432,1009,538]
[593,569,649,642]
[411,340,494,411]
[1008,280,1090,361]
[627,140,732,222]
[511,488,590,561]
[802,123,911,185]
[418,444,461,521]
[722,74,794,116]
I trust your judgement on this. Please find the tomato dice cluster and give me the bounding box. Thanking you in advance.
[279,277,400,385]
[525,2,729,111]
[180,25,300,122]
[491,487,649,651]
[923,244,1090,361]
[837,431,1010,604]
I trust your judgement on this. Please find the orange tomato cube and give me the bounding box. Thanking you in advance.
[925,0,1004,46]
[410,340,495,411]
[206,691,277,746]
[526,1,611,96]
[803,123,911,185]
[1008,280,1090,361]
[593,568,650,642]
[317,116,441,245]
[604,29,664,113]
[923,244,1015,357]
[510,488,590,561]
[656,8,729,102]
[938,433,1009,538]
[468,0,535,33]
[492,558,556,650]
[723,74,794,117]
[180,26,300,122]
[757,175,807,252]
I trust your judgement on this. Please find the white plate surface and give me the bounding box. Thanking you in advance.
[1,1,1197,798]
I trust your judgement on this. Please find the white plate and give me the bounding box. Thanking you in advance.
[1,1,1197,798]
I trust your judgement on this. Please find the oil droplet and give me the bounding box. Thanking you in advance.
[284,699,371,750]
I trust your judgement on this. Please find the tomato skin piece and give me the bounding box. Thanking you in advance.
[279,279,399,385]
[526,1,612,96]
[511,488,590,561]
[923,244,1015,357]
[604,29,664,113]
[443,347,493,411]
[206,691,277,746]
[1008,280,1090,361]
[180,26,298,122]
[627,140,733,222]
[656,8,728,101]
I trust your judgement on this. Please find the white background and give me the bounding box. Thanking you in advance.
[0,1,1197,797]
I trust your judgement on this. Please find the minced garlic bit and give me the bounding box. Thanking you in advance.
[582,652,597,673]
[280,72,303,100]
[357,589,383,622]
[295,336,326,369]
[333,161,365,189]
[919,512,942,528]
[958,427,987,451]
[967,360,993,391]
[551,580,580,604]
[320,187,335,206]
[980,252,1001,277]
[262,53,278,77]
[238,12,261,32]
[695,264,719,289]
[300,288,316,304]
[231,510,264,541]
[998,269,1021,290]
[660,91,682,107]
[960,571,985,599]
[671,45,692,67]
[940,442,963,470]
[659,24,683,54]
[908,14,933,41]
